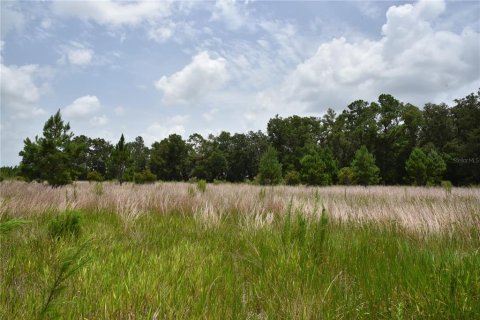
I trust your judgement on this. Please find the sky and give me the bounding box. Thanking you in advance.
[1,0,479,166]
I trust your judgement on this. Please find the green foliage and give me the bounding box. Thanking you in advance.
[337,167,354,185]
[267,115,322,172]
[441,180,453,195]
[12,90,480,186]
[87,138,113,177]
[425,149,446,185]
[19,111,74,186]
[92,182,104,196]
[406,148,447,186]
[126,136,149,173]
[284,170,301,185]
[150,134,189,181]
[351,146,380,186]
[405,148,428,185]
[196,179,207,193]
[133,169,157,184]
[48,211,82,240]
[86,171,104,182]
[258,146,283,185]
[0,218,30,236]
[39,241,91,319]
[0,166,19,181]
[299,147,337,186]
[2,208,480,318]
[110,134,130,185]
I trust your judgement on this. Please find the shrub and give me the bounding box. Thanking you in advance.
[197,179,207,193]
[284,170,301,185]
[48,211,81,240]
[87,171,104,182]
[143,169,157,183]
[337,167,354,185]
[134,169,157,184]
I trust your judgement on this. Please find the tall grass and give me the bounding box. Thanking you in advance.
[0,182,479,318]
[1,181,478,235]
[1,209,478,318]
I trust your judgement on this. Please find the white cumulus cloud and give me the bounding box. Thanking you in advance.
[154,51,229,105]
[62,95,101,119]
[1,62,48,118]
[271,0,480,112]
[57,42,95,67]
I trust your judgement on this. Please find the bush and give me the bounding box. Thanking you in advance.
[134,169,157,184]
[87,171,104,182]
[197,179,207,193]
[48,211,81,240]
[337,167,354,185]
[284,170,301,185]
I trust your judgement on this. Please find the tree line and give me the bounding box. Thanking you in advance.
[3,90,479,186]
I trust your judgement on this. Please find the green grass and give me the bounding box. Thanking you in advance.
[1,209,479,319]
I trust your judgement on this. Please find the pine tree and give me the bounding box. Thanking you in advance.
[351,146,380,186]
[426,150,446,185]
[258,146,282,185]
[405,148,428,185]
[299,147,337,186]
[19,111,74,186]
[111,134,130,184]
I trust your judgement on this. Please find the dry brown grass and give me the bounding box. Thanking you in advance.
[0,181,479,236]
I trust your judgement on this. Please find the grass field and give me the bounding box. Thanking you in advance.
[1,182,479,319]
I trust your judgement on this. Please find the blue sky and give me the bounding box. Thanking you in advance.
[1,0,479,166]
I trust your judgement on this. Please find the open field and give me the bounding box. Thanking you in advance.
[1,182,480,318]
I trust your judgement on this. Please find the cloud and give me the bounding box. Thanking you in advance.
[67,48,93,66]
[1,3,25,38]
[154,51,229,105]
[211,0,247,30]
[53,1,171,27]
[1,61,48,118]
[148,22,175,43]
[62,95,101,119]
[356,1,382,19]
[57,42,95,67]
[271,0,480,111]
[142,115,189,145]
[90,115,108,127]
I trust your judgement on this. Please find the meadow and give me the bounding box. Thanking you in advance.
[1,181,479,319]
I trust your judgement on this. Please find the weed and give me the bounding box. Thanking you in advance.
[92,182,104,196]
[442,180,453,196]
[39,240,91,319]
[0,218,30,236]
[48,210,81,240]
[197,179,207,193]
